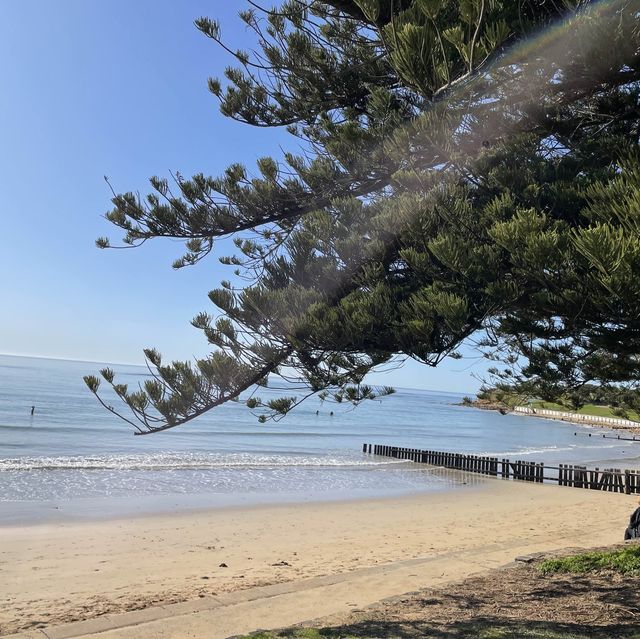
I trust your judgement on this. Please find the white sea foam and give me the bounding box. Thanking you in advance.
[1,354,637,509]
[0,452,407,472]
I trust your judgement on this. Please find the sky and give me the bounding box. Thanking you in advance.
[0,0,488,394]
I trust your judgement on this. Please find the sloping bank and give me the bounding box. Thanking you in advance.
[512,406,640,430]
[236,544,640,639]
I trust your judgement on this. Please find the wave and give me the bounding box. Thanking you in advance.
[478,443,627,457]
[0,452,408,472]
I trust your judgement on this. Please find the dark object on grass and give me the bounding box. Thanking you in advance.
[624,507,640,540]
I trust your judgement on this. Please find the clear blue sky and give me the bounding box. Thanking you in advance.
[0,0,486,393]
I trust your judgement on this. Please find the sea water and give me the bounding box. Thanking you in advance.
[1,354,638,522]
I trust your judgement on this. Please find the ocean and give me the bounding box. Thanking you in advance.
[1,354,638,523]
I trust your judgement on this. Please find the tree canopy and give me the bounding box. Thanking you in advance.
[85,0,640,433]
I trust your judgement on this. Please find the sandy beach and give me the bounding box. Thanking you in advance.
[1,476,636,637]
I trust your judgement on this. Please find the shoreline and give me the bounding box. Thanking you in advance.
[512,406,640,431]
[461,400,640,431]
[1,478,634,636]
[0,465,485,527]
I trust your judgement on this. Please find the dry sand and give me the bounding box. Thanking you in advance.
[0,477,636,637]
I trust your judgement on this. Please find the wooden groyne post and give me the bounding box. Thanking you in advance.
[363,443,640,494]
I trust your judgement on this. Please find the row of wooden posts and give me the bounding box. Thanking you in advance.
[362,443,640,494]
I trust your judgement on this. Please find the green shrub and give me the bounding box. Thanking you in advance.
[539,546,640,575]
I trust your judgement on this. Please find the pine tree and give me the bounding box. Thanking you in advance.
[85,1,640,433]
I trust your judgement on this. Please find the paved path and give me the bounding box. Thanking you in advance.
[6,538,578,639]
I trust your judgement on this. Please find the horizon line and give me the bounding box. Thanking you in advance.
[0,352,475,396]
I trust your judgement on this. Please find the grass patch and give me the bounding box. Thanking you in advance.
[529,401,640,421]
[539,546,640,576]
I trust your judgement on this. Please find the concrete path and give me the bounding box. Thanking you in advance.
[5,538,568,639]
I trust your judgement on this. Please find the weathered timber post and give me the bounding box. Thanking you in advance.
[615,469,624,493]
[575,466,584,488]
[363,445,640,495]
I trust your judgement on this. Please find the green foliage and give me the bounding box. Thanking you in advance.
[539,546,640,576]
[89,1,640,433]
[528,400,640,422]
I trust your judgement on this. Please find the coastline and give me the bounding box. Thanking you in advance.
[0,464,485,527]
[1,478,634,637]
[461,400,640,431]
